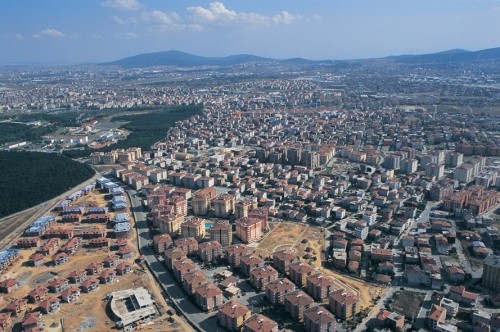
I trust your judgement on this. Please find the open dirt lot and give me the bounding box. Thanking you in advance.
[255,222,325,259]
[390,290,425,319]
[255,222,386,310]
[0,189,190,332]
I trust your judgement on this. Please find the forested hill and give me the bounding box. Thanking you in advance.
[0,151,95,218]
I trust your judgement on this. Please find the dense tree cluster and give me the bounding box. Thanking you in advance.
[0,151,95,218]
[0,123,55,145]
[63,104,203,158]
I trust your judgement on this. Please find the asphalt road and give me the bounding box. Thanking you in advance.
[124,185,222,332]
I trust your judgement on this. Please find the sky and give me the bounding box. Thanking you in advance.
[1,0,500,64]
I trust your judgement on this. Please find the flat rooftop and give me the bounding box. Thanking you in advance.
[109,287,157,328]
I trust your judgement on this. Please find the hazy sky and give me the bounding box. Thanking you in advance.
[1,0,500,64]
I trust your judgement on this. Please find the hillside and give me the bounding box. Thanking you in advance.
[107,50,272,68]
[0,151,95,218]
[106,47,500,68]
[387,47,500,64]
[105,50,335,68]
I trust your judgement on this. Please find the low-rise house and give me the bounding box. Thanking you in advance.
[60,286,81,303]
[48,277,69,293]
[21,312,42,331]
[87,237,110,248]
[5,298,28,316]
[118,245,133,259]
[102,254,120,268]
[0,312,12,331]
[99,269,116,284]
[37,238,60,256]
[86,261,104,275]
[0,278,17,294]
[44,228,73,239]
[427,305,446,330]
[52,252,69,266]
[116,261,133,275]
[39,297,60,314]
[449,285,478,306]
[69,269,87,284]
[80,277,100,293]
[28,253,45,267]
[17,237,40,249]
[59,237,82,255]
[28,286,49,303]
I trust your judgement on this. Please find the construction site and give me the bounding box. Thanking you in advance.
[0,182,188,332]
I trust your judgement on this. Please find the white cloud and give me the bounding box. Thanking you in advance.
[187,2,297,27]
[313,15,323,21]
[272,11,300,25]
[15,33,26,40]
[112,3,302,34]
[112,15,127,24]
[102,0,142,11]
[115,32,139,39]
[141,10,186,32]
[33,28,67,39]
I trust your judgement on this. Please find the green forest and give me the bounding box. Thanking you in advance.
[63,104,203,158]
[0,151,95,218]
[0,123,55,145]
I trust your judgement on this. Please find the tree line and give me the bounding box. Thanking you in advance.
[0,151,95,218]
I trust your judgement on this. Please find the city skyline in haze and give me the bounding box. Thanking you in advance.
[2,0,500,65]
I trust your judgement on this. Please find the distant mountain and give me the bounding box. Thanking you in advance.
[105,47,500,68]
[105,50,337,68]
[386,47,500,64]
[106,50,273,68]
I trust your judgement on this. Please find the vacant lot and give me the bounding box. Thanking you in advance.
[255,222,321,258]
[256,222,386,310]
[0,189,189,332]
[390,290,425,319]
